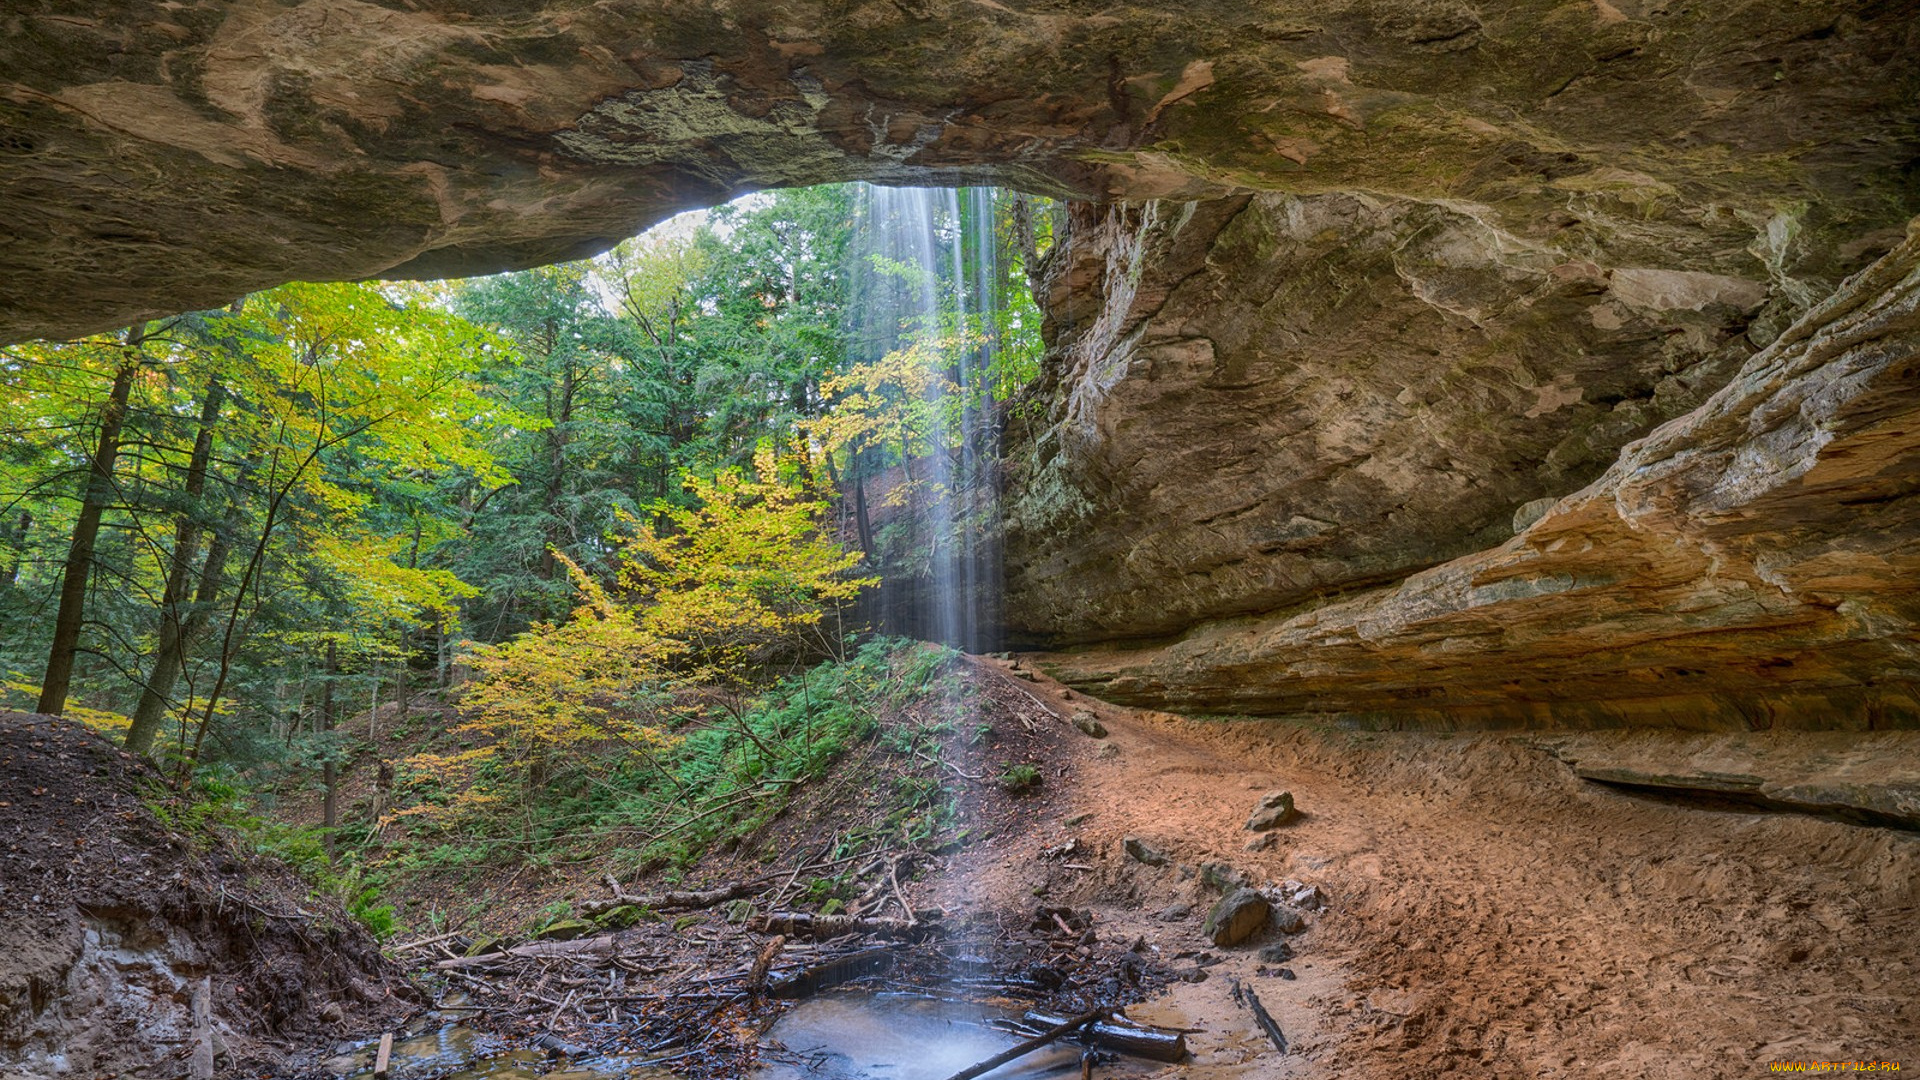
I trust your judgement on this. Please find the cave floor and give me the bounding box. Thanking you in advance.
[933,658,1920,1078]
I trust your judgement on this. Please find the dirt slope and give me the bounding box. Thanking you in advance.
[0,712,408,1080]
[952,658,1920,1078]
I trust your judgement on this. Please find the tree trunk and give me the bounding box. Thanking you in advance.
[538,352,576,586]
[371,643,402,826]
[123,381,224,754]
[39,332,142,716]
[1,510,31,587]
[124,457,250,756]
[322,638,338,860]
[853,470,875,558]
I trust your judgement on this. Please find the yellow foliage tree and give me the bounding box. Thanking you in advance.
[806,338,968,509]
[400,451,872,825]
[402,555,675,818]
[619,447,875,685]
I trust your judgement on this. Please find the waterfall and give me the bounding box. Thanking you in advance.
[846,184,1006,652]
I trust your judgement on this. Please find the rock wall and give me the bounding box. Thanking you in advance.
[3,0,1917,342]
[1003,192,1784,643]
[1035,218,1920,730]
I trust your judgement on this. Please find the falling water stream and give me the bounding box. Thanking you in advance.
[318,186,1083,1079]
[847,183,1001,652]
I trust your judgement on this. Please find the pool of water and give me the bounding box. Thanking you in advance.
[321,1022,675,1079]
[320,994,1098,1080]
[758,994,1090,1080]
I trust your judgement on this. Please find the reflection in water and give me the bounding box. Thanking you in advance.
[757,994,1085,1080]
[325,1020,676,1079]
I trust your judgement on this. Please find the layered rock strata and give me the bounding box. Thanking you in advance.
[1039,220,1920,730]
[1003,193,1788,643]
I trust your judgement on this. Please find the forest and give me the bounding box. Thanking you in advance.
[0,185,1056,922]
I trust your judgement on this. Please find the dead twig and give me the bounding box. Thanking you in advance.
[389,930,463,954]
[1230,978,1287,1054]
[888,857,917,925]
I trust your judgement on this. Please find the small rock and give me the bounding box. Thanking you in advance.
[1245,790,1297,831]
[1040,838,1082,860]
[1279,967,1297,980]
[1202,888,1271,947]
[1244,833,1278,853]
[1158,903,1192,922]
[1258,941,1293,963]
[1282,881,1322,909]
[1174,965,1210,983]
[1200,861,1246,892]
[1024,964,1064,990]
[1123,837,1169,866]
[1270,904,1307,934]
[537,918,596,941]
[1070,711,1107,738]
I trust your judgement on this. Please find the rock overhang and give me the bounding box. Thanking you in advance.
[3,0,1916,342]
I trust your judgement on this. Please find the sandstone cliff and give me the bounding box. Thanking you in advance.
[1035,217,1920,730]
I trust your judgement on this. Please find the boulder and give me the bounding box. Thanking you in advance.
[1070,711,1108,738]
[1122,837,1169,867]
[1245,791,1297,831]
[1199,862,1246,892]
[1202,888,1270,947]
[1269,905,1307,934]
[1257,941,1293,964]
[536,918,597,941]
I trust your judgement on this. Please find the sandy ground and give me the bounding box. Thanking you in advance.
[941,659,1920,1079]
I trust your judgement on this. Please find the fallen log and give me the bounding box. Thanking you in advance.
[747,934,786,999]
[577,880,769,917]
[532,1032,589,1059]
[433,934,620,969]
[1023,1011,1189,1062]
[939,1009,1107,1080]
[751,911,940,940]
[767,947,896,999]
[1230,979,1287,1054]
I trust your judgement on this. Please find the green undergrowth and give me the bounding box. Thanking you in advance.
[366,637,980,931]
[150,771,401,939]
